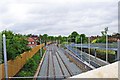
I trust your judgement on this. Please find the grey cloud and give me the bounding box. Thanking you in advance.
[0,0,118,36]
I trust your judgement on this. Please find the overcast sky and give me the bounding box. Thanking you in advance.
[0,0,119,36]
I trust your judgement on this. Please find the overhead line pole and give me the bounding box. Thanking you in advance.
[3,34,8,79]
[67,38,68,45]
[105,27,108,62]
[81,37,82,60]
[106,33,108,62]
[75,37,78,54]
[88,37,91,65]
[40,37,42,57]
[117,39,120,61]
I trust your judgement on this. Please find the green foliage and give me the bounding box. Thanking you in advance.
[75,34,87,43]
[92,39,97,43]
[90,48,115,63]
[17,51,42,77]
[96,37,105,43]
[75,35,81,43]
[18,71,32,77]
[24,58,37,73]
[69,31,79,42]
[47,36,54,41]
[42,34,48,41]
[90,49,115,55]
[95,27,109,43]
[2,30,31,60]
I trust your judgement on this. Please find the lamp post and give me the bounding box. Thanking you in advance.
[3,34,8,79]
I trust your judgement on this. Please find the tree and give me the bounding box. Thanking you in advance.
[75,35,80,43]
[95,27,109,43]
[75,34,87,43]
[80,34,87,43]
[57,35,62,43]
[101,27,108,36]
[112,33,120,38]
[2,30,31,60]
[26,34,32,37]
[69,31,79,42]
[61,36,67,43]
[42,34,48,42]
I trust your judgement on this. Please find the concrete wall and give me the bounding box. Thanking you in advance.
[70,61,119,78]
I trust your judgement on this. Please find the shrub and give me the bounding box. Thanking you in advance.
[2,30,31,60]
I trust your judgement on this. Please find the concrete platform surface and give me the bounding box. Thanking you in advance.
[70,61,119,78]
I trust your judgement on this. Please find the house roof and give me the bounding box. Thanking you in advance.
[28,37,35,42]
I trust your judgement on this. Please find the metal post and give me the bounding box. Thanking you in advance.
[73,37,78,53]
[95,49,96,59]
[88,37,91,65]
[66,38,68,46]
[40,38,42,57]
[117,39,120,61]
[59,39,60,47]
[3,34,8,79]
[106,33,108,62]
[59,39,60,44]
[81,37,82,60]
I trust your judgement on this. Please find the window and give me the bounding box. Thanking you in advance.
[32,42,34,44]
[28,42,31,44]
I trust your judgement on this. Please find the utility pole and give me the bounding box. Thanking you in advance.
[40,37,42,57]
[117,39,120,61]
[105,27,108,62]
[81,37,82,60]
[67,38,68,45]
[95,49,97,59]
[88,37,91,65]
[3,34,8,79]
[59,39,60,47]
[106,33,108,62]
[75,37,78,54]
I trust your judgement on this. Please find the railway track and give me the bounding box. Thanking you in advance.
[66,46,101,68]
[54,49,65,78]
[56,50,73,77]
[47,49,50,79]
[38,44,82,79]
[51,47,56,79]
